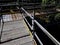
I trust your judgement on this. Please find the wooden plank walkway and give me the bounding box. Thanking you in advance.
[1,36,34,45]
[0,13,35,45]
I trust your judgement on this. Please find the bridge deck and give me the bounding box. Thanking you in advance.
[0,13,36,45]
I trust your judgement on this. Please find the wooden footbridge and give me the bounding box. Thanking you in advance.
[0,0,60,45]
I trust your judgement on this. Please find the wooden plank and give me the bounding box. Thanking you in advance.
[1,20,30,42]
[0,13,35,45]
[1,36,34,45]
[22,41,34,45]
[3,14,23,22]
[0,14,30,42]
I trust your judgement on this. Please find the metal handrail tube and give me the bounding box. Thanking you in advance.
[34,20,60,45]
[34,32,43,45]
[21,7,33,19]
[22,13,43,45]
[22,14,32,30]
[22,15,44,45]
[31,11,34,31]
[21,9,43,45]
[21,7,60,45]
[21,7,34,30]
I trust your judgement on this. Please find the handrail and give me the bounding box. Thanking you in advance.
[34,20,60,45]
[21,7,43,45]
[21,7,60,45]
[34,32,43,45]
[21,7,33,19]
[22,13,32,30]
[21,7,34,30]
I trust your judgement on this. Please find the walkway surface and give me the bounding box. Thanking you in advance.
[0,13,35,45]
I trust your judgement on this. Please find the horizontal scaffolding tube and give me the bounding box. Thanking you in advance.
[34,20,60,45]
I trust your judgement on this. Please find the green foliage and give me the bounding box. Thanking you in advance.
[42,0,55,5]
[54,13,60,21]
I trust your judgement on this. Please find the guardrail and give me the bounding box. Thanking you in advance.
[21,7,43,45]
[21,7,60,45]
